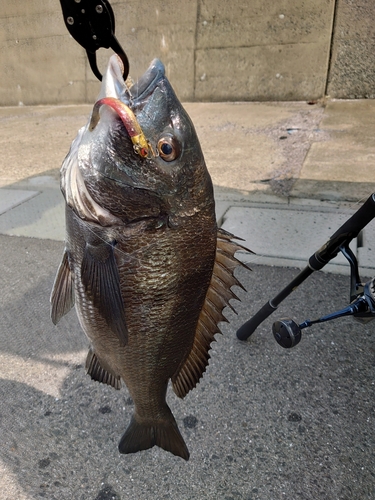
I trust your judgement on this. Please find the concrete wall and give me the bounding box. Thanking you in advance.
[0,0,373,105]
[327,0,375,99]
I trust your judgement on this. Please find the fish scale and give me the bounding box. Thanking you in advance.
[51,55,251,460]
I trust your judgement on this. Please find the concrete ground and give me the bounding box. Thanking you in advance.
[0,99,374,499]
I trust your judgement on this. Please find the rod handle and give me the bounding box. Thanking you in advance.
[236,301,277,340]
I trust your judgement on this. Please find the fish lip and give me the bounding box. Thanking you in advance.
[128,58,165,102]
[100,56,165,106]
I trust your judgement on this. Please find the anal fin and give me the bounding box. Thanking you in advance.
[85,348,121,390]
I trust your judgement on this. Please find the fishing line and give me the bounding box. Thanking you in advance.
[65,205,160,267]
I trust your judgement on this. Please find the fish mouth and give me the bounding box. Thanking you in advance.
[127,58,165,103]
[99,55,165,107]
[90,56,165,158]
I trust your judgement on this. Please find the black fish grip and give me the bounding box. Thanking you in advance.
[59,0,129,81]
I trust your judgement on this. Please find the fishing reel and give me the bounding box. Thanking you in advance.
[273,276,375,349]
[237,193,375,348]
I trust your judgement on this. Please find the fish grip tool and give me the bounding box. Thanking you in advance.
[236,193,375,347]
[59,0,129,81]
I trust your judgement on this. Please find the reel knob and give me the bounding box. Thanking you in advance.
[272,319,302,348]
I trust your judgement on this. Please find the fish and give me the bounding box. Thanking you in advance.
[50,54,250,461]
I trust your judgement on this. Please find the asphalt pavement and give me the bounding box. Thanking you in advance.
[1,236,374,500]
[0,99,374,499]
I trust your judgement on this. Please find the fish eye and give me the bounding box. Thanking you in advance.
[157,135,180,162]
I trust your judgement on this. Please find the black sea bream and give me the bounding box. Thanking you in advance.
[51,55,250,460]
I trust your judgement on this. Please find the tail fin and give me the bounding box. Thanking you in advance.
[118,412,190,461]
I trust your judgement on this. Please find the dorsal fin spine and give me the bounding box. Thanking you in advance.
[171,230,252,399]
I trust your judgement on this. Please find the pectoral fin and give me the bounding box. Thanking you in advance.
[81,240,128,346]
[172,228,252,398]
[50,249,75,325]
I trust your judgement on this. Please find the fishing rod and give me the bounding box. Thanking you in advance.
[59,0,129,81]
[236,193,375,348]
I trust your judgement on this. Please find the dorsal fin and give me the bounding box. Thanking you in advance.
[172,228,252,399]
